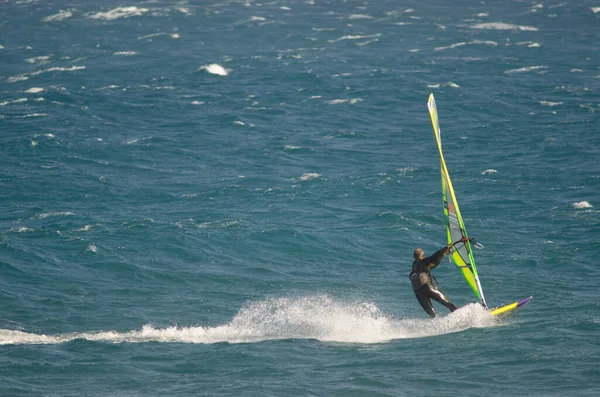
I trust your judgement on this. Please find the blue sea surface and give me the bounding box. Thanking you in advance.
[1,1,600,396]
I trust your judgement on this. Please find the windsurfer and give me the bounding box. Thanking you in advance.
[409,242,463,317]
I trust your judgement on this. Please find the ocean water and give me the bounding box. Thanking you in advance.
[1,0,600,395]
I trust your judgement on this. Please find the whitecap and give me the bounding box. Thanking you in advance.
[348,14,373,20]
[16,113,47,118]
[9,226,33,233]
[435,40,497,51]
[25,55,51,64]
[89,7,148,20]
[326,99,348,104]
[199,64,230,76]
[86,244,97,253]
[0,98,27,106]
[113,51,137,56]
[42,11,73,22]
[328,34,381,43]
[34,212,75,219]
[591,7,600,13]
[8,65,85,83]
[481,169,497,175]
[137,32,167,40]
[300,173,321,181]
[385,9,413,17]
[25,87,44,93]
[504,65,547,74]
[573,201,592,209]
[471,22,538,31]
[396,167,416,174]
[539,101,563,107]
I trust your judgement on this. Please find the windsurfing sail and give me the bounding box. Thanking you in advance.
[427,94,488,308]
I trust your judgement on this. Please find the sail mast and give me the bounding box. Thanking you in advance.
[427,94,488,308]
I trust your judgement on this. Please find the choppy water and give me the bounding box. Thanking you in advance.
[1,1,600,396]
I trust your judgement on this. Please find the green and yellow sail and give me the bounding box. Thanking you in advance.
[427,94,488,308]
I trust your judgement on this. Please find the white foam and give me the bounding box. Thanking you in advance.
[138,32,167,40]
[191,101,204,105]
[326,98,362,104]
[348,14,373,19]
[504,65,547,74]
[435,40,497,51]
[42,10,73,22]
[571,68,583,73]
[113,51,137,56]
[17,113,47,118]
[200,64,230,76]
[34,211,75,219]
[328,34,381,43]
[476,12,489,17]
[471,22,538,31]
[573,201,592,209]
[8,65,85,83]
[396,167,416,174]
[481,169,497,175]
[0,98,27,106]
[591,7,600,13]
[250,16,266,21]
[25,87,44,93]
[0,297,498,346]
[89,6,148,20]
[357,39,378,47]
[385,9,413,16]
[284,145,302,150]
[300,173,321,181]
[517,41,541,48]
[427,82,460,88]
[9,226,33,233]
[539,101,563,107]
[25,55,51,64]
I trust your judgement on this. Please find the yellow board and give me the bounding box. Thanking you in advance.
[490,296,533,317]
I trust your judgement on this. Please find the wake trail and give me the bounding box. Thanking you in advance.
[0,295,499,346]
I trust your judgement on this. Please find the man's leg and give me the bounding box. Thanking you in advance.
[415,288,437,318]
[426,287,458,312]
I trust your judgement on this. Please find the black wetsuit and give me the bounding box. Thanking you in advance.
[409,247,458,318]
